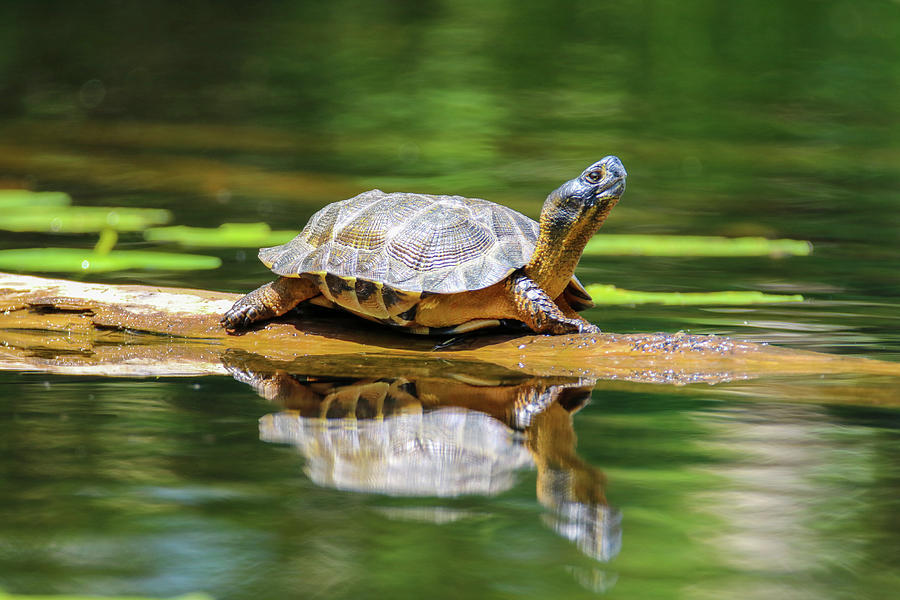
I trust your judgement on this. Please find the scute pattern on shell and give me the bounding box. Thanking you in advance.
[259,190,541,293]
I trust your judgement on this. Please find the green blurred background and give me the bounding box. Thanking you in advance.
[2,0,898,324]
[1,2,898,599]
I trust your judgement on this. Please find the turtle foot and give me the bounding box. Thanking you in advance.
[221,302,271,330]
[221,291,276,331]
[546,318,601,335]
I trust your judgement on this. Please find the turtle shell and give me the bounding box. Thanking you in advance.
[259,190,542,294]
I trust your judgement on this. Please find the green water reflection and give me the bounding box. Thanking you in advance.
[0,0,898,598]
[2,369,898,599]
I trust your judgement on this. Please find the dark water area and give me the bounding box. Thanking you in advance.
[1,1,899,599]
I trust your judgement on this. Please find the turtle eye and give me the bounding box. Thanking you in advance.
[586,169,604,183]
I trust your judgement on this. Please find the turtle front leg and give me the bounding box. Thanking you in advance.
[222,276,320,330]
[506,271,601,335]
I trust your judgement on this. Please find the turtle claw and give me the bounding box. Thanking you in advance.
[548,318,600,336]
[222,302,269,331]
[576,321,602,335]
[220,307,242,330]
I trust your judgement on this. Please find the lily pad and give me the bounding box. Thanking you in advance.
[584,235,812,257]
[0,206,172,233]
[0,189,72,209]
[0,248,221,273]
[585,284,804,305]
[144,223,296,247]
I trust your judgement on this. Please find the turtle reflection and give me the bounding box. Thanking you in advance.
[228,361,621,563]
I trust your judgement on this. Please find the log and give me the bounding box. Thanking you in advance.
[1,273,898,401]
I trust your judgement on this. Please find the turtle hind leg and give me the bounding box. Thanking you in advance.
[506,271,601,335]
[222,276,320,330]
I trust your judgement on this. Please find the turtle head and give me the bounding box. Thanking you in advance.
[541,156,627,231]
[526,156,627,298]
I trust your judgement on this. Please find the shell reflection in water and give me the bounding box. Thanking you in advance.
[262,406,531,497]
[227,358,622,563]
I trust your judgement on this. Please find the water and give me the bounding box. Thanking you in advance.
[1,1,899,598]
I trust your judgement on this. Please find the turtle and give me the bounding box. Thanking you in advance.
[222,155,626,335]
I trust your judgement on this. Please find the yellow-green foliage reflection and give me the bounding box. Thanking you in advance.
[0,248,221,273]
[584,235,812,257]
[0,206,171,233]
[145,223,296,247]
[0,190,72,209]
[586,284,804,305]
[0,188,170,234]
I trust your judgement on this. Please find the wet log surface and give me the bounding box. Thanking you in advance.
[1,273,898,401]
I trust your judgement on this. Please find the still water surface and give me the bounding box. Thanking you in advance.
[1,1,899,599]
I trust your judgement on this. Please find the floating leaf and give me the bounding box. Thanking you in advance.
[0,206,171,233]
[144,223,296,247]
[0,248,221,273]
[0,189,72,209]
[585,284,804,305]
[584,235,812,257]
